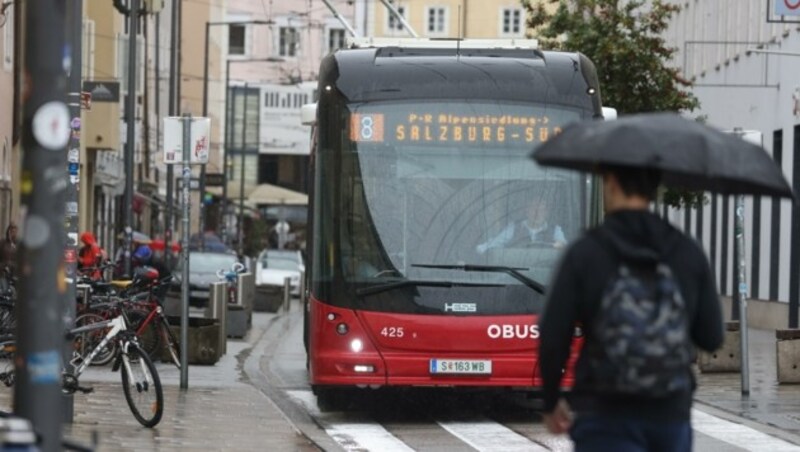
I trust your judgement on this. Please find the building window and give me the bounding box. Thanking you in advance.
[388,5,407,32]
[279,27,299,57]
[427,7,446,34]
[501,8,522,36]
[328,28,346,53]
[229,24,246,55]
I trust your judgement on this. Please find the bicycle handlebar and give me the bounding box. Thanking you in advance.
[217,262,245,281]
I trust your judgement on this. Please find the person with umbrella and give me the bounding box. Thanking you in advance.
[533,113,793,450]
[538,164,723,450]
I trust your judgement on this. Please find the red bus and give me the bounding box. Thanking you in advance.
[303,38,604,411]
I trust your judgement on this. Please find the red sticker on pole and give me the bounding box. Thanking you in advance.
[64,248,77,263]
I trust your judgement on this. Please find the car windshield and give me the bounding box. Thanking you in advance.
[177,253,238,273]
[261,256,299,271]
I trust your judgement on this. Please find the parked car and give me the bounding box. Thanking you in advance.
[255,249,304,296]
[171,251,241,307]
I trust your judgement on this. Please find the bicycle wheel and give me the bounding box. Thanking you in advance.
[74,313,117,366]
[120,341,163,428]
[159,316,181,369]
[128,309,161,358]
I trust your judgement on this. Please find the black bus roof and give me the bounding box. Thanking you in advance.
[318,39,601,112]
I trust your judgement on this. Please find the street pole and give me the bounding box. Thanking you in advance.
[63,0,84,424]
[16,1,70,449]
[731,127,751,396]
[123,0,141,277]
[735,194,750,395]
[222,61,231,246]
[180,114,192,389]
[238,85,249,256]
[166,0,180,269]
[199,22,211,251]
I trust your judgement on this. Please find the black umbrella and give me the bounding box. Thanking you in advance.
[531,112,794,199]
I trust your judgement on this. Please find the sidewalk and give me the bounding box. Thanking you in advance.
[695,328,800,441]
[0,312,319,451]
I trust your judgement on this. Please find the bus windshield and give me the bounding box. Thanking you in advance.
[339,100,584,291]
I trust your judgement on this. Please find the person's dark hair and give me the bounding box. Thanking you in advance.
[602,165,661,200]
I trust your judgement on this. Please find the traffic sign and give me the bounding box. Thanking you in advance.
[163,117,211,164]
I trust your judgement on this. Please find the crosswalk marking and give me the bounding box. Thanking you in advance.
[691,409,800,451]
[287,390,414,452]
[437,420,553,451]
[326,424,416,452]
[286,390,799,452]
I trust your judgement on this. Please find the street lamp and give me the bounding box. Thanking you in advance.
[201,20,272,250]
[221,57,284,253]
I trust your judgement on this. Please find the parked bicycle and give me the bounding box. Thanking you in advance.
[77,267,180,369]
[0,310,164,428]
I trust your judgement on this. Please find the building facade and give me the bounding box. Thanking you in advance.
[367,0,527,39]
[660,1,800,322]
[222,0,358,196]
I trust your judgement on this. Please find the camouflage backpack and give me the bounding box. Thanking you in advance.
[588,235,692,397]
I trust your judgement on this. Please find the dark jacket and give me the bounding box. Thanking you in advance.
[538,209,723,421]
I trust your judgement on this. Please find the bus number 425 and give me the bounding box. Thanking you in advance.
[380,327,404,338]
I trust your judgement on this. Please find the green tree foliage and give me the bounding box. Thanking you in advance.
[523,0,703,206]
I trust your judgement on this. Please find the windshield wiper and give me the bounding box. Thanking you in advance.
[355,280,453,297]
[411,263,545,294]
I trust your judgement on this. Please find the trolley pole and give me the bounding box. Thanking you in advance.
[15,0,70,449]
[180,114,192,389]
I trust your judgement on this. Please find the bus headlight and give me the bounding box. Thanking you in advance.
[336,323,349,335]
[350,338,363,352]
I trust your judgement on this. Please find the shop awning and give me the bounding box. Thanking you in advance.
[247,183,307,206]
[206,182,307,206]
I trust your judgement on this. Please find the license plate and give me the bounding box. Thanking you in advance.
[430,359,492,375]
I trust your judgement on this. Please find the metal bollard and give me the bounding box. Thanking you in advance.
[283,277,291,312]
[299,271,306,305]
[208,282,227,356]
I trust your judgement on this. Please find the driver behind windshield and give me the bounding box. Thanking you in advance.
[476,197,567,254]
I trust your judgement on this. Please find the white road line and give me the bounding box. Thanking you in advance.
[287,390,414,452]
[692,408,800,451]
[437,420,552,452]
[326,424,416,452]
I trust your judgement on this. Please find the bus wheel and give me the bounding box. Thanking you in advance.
[315,387,347,412]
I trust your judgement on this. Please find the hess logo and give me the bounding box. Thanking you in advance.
[487,324,540,339]
[444,303,476,313]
